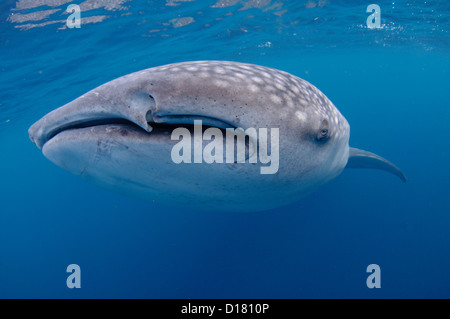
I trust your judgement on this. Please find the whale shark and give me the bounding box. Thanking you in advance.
[28,61,405,212]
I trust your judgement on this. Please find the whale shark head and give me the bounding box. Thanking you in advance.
[29,61,404,212]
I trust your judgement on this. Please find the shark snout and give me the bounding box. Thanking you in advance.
[28,89,155,150]
[28,120,46,149]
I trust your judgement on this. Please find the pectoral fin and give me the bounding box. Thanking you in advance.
[345,147,406,182]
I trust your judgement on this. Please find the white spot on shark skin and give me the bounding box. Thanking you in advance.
[295,110,306,122]
[261,71,272,78]
[291,85,301,95]
[239,65,253,71]
[214,67,226,74]
[329,113,336,122]
[252,76,264,84]
[234,72,248,80]
[248,84,259,93]
[285,98,295,108]
[270,94,282,104]
[241,70,257,77]
[213,79,230,88]
[264,85,277,93]
[275,82,286,91]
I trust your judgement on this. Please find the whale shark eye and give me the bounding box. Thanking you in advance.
[315,119,330,143]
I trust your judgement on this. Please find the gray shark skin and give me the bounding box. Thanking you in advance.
[29,61,406,212]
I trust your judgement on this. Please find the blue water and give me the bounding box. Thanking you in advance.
[1,0,449,298]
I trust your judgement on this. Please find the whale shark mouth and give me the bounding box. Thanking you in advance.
[34,114,240,149]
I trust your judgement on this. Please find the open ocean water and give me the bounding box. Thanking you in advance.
[0,0,449,298]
